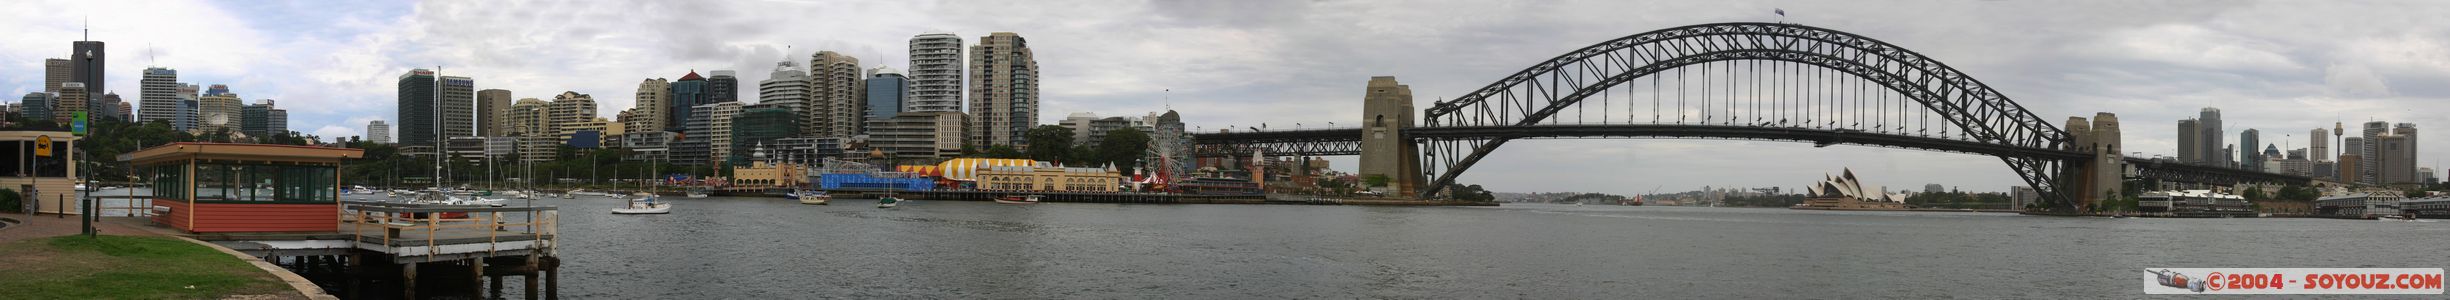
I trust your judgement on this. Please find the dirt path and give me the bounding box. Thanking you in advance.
[0,213,164,243]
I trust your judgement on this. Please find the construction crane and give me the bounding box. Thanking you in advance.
[1629,185,1660,206]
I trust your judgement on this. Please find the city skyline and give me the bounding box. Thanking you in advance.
[2,1,2447,195]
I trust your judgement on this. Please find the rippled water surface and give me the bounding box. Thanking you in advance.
[486,196,2450,298]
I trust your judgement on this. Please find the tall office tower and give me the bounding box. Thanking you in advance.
[809,51,864,138]
[2199,108,2223,166]
[19,93,51,121]
[2310,128,2329,162]
[2363,121,2389,184]
[174,84,199,131]
[45,58,72,93]
[633,78,669,133]
[2396,123,2418,182]
[398,69,439,145]
[368,120,392,144]
[197,85,242,133]
[440,76,475,139]
[2383,123,2419,184]
[547,91,599,142]
[139,67,179,124]
[72,40,105,97]
[2378,135,2413,184]
[968,32,1040,148]
[477,89,512,137]
[864,66,909,122]
[54,83,87,123]
[758,59,811,136]
[241,100,286,137]
[707,70,739,104]
[667,71,708,133]
[2177,119,2199,163]
[2344,136,2366,183]
[2239,129,2261,170]
[907,32,965,113]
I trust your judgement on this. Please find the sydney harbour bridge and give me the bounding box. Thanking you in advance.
[1189,22,2311,211]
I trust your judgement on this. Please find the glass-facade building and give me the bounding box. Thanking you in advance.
[865,70,908,121]
[667,72,707,133]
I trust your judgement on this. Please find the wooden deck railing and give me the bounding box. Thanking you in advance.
[340,201,559,257]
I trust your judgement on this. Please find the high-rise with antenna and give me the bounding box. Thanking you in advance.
[72,19,107,105]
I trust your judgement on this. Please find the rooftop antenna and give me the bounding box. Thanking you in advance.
[1164,88,1171,111]
[83,16,89,40]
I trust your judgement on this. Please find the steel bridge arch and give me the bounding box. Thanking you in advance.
[1416,22,2074,204]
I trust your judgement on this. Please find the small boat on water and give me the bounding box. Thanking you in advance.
[796,190,831,205]
[470,197,508,207]
[877,196,902,208]
[613,193,671,214]
[686,187,710,198]
[994,195,1041,205]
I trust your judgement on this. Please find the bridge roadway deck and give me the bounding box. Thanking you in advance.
[1195,125,2090,160]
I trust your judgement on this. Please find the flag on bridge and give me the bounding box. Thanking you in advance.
[1775,8,1785,16]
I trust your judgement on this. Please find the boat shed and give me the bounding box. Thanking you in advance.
[123,142,363,233]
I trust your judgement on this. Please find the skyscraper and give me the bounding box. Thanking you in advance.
[175,84,199,131]
[968,32,1040,148]
[440,76,476,139]
[2385,123,2419,184]
[809,51,864,138]
[2199,108,2223,167]
[707,70,739,104]
[2310,128,2329,162]
[2363,121,2389,184]
[759,58,811,136]
[667,71,708,133]
[368,120,392,144]
[44,59,71,94]
[2239,129,2260,170]
[96,92,125,121]
[864,66,909,121]
[907,32,965,113]
[72,40,105,98]
[398,69,438,145]
[478,89,512,137]
[632,78,670,133]
[2177,119,2198,163]
[139,67,179,125]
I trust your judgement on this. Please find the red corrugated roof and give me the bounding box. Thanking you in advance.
[678,70,703,81]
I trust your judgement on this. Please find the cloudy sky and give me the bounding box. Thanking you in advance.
[3,0,2445,195]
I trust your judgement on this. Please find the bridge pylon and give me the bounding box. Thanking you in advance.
[2064,113,2125,211]
[1357,76,1424,197]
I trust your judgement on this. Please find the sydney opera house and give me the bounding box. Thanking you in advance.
[1795,168,1913,210]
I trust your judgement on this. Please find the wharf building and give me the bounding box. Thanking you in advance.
[2316,192,2405,218]
[2136,190,2250,215]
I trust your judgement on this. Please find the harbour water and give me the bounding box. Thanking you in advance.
[500,196,2450,298]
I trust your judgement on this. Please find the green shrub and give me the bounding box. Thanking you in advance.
[0,189,20,213]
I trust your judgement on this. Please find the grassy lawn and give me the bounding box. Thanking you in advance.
[0,235,294,299]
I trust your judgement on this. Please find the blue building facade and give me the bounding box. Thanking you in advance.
[864,69,908,120]
[667,71,708,133]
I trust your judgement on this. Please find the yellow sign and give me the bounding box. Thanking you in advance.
[33,135,50,157]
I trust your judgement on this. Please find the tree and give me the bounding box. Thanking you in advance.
[2242,187,2267,201]
[1024,125,1075,163]
[1363,174,1391,188]
[1096,127,1151,172]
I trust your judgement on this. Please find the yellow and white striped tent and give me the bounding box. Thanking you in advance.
[934,158,1049,181]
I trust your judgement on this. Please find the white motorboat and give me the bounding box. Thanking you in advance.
[797,190,830,205]
[471,197,508,207]
[613,193,670,214]
[686,187,710,198]
[994,195,1040,205]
